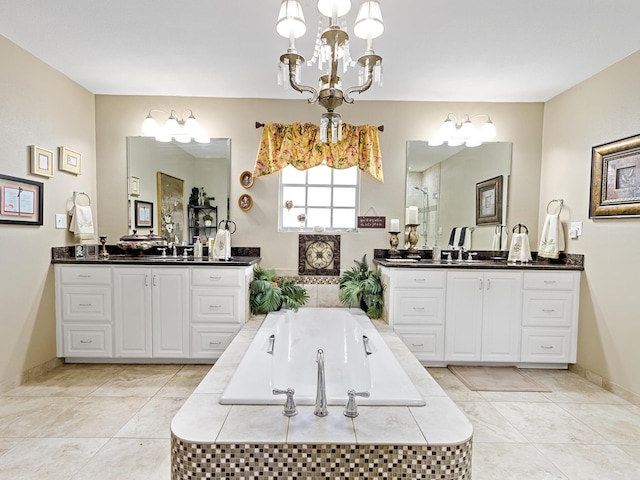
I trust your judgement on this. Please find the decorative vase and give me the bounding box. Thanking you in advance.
[204,220,212,227]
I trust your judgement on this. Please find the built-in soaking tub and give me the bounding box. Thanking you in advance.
[219,307,425,406]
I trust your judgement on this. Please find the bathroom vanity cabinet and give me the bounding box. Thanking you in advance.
[380,265,581,367]
[54,262,254,362]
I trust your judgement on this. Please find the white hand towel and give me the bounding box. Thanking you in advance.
[213,228,231,260]
[491,226,507,250]
[508,233,532,263]
[538,213,564,259]
[69,205,94,241]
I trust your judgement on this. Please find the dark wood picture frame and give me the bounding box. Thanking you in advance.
[590,134,640,218]
[476,175,503,225]
[134,200,153,228]
[0,173,44,226]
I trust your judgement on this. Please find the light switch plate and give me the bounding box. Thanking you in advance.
[55,213,67,229]
[570,221,583,236]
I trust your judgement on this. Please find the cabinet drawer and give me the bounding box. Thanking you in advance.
[395,328,444,361]
[61,287,112,322]
[523,272,575,291]
[192,268,242,287]
[393,270,445,289]
[191,327,238,358]
[521,328,571,363]
[60,266,111,285]
[63,325,112,357]
[522,292,572,327]
[393,290,444,326]
[191,288,238,323]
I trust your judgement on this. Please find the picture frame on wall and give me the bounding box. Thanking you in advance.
[30,145,54,177]
[59,147,81,175]
[0,173,44,226]
[476,175,503,225]
[134,200,153,228]
[590,134,640,218]
[130,176,140,196]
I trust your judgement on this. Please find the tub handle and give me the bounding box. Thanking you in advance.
[362,335,373,356]
[272,388,298,417]
[343,389,370,418]
[267,334,275,355]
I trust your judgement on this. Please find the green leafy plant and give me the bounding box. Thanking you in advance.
[202,214,214,221]
[338,254,384,319]
[250,266,309,315]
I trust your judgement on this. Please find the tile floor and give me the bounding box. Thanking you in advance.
[0,364,639,479]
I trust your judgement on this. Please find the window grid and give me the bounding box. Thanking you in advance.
[280,166,359,232]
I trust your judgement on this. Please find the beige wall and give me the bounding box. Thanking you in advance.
[541,50,640,398]
[95,97,544,270]
[0,35,96,390]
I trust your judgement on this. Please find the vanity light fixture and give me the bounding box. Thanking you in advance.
[429,114,497,147]
[141,109,210,144]
[276,0,384,143]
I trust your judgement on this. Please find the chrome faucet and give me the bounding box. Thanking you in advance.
[457,246,466,260]
[314,349,328,417]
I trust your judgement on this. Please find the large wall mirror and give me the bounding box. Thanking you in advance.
[406,141,512,250]
[126,137,231,244]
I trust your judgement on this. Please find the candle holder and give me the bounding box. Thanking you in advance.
[389,231,400,251]
[99,235,109,258]
[406,224,420,250]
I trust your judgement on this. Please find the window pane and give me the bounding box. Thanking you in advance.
[282,165,306,184]
[308,164,332,184]
[333,166,358,185]
[282,208,305,228]
[333,187,356,207]
[334,208,356,229]
[307,208,331,227]
[308,187,332,206]
[282,187,306,207]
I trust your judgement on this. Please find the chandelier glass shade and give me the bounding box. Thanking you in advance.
[429,114,497,147]
[276,0,384,143]
[141,109,209,144]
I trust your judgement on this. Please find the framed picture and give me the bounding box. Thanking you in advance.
[240,170,254,188]
[130,176,140,196]
[238,193,253,211]
[0,173,44,226]
[298,234,341,276]
[134,200,153,228]
[157,172,184,243]
[590,134,640,218]
[59,147,81,175]
[476,175,503,225]
[30,145,54,177]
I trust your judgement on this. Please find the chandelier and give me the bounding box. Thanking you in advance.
[276,0,384,143]
[428,114,497,147]
[141,109,210,144]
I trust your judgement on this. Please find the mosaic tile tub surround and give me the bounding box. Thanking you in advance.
[171,316,473,479]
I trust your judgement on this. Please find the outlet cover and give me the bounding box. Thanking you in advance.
[570,221,583,236]
[55,213,67,229]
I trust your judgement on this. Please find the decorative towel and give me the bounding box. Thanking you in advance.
[69,205,94,241]
[212,228,231,260]
[538,214,565,259]
[491,226,507,250]
[448,227,472,250]
[508,233,532,263]
[458,227,467,248]
[447,227,457,249]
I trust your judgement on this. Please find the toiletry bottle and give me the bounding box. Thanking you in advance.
[432,240,441,261]
[194,238,203,259]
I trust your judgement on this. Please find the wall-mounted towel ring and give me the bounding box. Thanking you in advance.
[512,224,528,234]
[73,191,91,206]
[546,199,563,215]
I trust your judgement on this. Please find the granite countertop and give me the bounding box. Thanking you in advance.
[51,255,260,267]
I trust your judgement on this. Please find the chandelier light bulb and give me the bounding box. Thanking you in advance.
[354,0,384,40]
[276,0,307,39]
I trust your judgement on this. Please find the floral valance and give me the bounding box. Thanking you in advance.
[253,122,384,183]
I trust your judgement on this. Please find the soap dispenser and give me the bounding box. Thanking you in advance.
[432,240,441,261]
[193,238,203,259]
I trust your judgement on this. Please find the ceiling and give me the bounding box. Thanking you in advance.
[1,0,640,103]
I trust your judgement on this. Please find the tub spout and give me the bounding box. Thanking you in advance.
[314,349,328,417]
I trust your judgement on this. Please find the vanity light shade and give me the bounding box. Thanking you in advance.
[276,0,306,39]
[481,117,497,140]
[317,0,351,18]
[164,112,181,135]
[354,0,384,39]
[440,115,456,138]
[141,114,159,136]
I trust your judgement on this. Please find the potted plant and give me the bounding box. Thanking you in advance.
[202,213,214,227]
[250,266,309,315]
[338,254,384,319]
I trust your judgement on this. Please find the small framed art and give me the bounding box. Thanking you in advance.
[59,147,81,175]
[0,173,44,226]
[130,176,140,196]
[476,175,503,225]
[240,170,254,188]
[134,200,153,228]
[30,145,54,177]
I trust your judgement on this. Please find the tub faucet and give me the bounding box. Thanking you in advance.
[314,349,328,417]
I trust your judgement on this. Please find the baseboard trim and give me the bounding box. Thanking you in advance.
[0,357,63,395]
[569,363,640,407]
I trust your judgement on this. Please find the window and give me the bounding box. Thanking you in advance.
[280,164,359,232]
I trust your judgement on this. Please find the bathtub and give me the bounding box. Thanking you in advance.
[219,308,425,406]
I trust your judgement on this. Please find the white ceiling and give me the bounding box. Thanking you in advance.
[1,0,640,103]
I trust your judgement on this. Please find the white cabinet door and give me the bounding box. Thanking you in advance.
[445,271,484,361]
[113,268,152,357]
[152,268,189,357]
[481,272,522,362]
